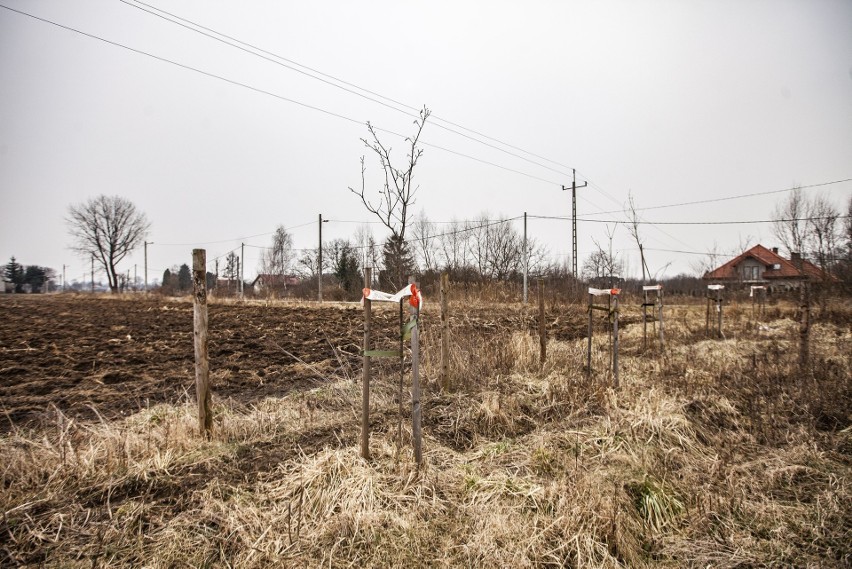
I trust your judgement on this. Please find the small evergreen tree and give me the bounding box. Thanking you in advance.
[5,257,24,292]
[381,235,415,290]
[177,264,191,292]
[334,243,361,297]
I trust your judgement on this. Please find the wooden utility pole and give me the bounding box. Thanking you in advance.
[318,214,322,302]
[90,255,94,293]
[523,212,528,304]
[409,276,422,466]
[144,241,152,292]
[192,249,212,438]
[240,243,245,299]
[538,278,546,369]
[440,273,450,390]
[562,169,588,278]
[360,268,372,460]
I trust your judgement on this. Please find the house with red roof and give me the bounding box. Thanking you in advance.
[703,245,835,290]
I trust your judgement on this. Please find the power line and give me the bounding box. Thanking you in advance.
[582,178,852,217]
[1,3,565,188]
[530,214,850,226]
[119,0,578,178]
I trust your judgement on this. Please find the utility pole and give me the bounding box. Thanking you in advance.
[318,214,323,302]
[90,255,95,293]
[523,212,528,304]
[562,169,587,278]
[240,243,245,299]
[133,265,137,292]
[62,264,66,292]
[144,241,152,292]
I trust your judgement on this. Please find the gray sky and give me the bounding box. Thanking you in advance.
[2,0,851,284]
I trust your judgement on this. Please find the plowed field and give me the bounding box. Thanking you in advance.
[0,294,588,432]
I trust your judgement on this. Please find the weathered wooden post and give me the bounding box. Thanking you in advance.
[707,285,724,337]
[657,286,665,349]
[409,277,423,466]
[612,293,620,389]
[718,292,723,336]
[799,282,810,370]
[398,296,404,451]
[361,268,372,460]
[192,249,212,438]
[642,287,649,349]
[586,291,594,376]
[440,272,450,391]
[538,278,546,370]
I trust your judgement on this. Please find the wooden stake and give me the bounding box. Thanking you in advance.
[398,297,404,451]
[192,249,212,438]
[718,295,723,337]
[613,295,619,389]
[409,276,422,466]
[361,268,372,460]
[586,292,593,376]
[799,282,810,369]
[658,288,665,350]
[538,278,546,370]
[440,272,450,391]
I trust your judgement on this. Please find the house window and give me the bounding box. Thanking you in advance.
[743,266,759,280]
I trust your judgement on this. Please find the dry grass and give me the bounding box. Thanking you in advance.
[1,295,850,567]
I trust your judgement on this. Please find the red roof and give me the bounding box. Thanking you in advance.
[703,244,833,281]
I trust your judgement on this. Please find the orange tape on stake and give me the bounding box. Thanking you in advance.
[409,284,420,308]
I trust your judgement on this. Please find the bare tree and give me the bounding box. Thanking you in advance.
[349,106,430,286]
[66,195,150,293]
[354,225,380,283]
[582,225,621,287]
[411,212,439,274]
[772,187,812,256]
[624,192,650,282]
[808,192,840,276]
[259,225,295,277]
[436,218,469,275]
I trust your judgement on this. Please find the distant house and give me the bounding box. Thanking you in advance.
[252,274,300,296]
[703,245,834,290]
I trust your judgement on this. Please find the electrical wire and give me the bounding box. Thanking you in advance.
[581,178,852,217]
[2,3,567,188]
[119,0,579,178]
[529,214,850,225]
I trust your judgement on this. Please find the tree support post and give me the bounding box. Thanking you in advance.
[361,268,372,460]
[440,272,450,391]
[538,278,546,370]
[409,276,422,466]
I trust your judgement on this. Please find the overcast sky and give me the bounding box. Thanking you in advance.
[2,0,851,285]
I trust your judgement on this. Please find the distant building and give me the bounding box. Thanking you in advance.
[252,274,300,296]
[703,245,835,290]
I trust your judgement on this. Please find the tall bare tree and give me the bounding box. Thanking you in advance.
[808,192,840,276]
[349,106,430,287]
[411,212,439,274]
[772,187,812,257]
[66,195,150,293]
[259,225,295,277]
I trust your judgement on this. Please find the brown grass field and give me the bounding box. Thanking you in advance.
[1,292,849,567]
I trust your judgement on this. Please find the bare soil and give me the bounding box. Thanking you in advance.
[0,295,586,432]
